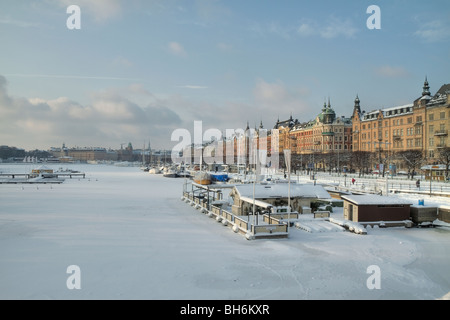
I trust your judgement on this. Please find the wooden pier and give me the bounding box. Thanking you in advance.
[0,172,85,184]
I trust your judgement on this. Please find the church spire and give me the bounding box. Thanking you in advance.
[354,94,361,114]
[422,76,431,97]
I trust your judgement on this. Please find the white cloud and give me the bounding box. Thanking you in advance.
[375,65,410,78]
[297,17,357,39]
[297,23,315,37]
[177,85,208,89]
[415,20,450,43]
[112,56,133,68]
[168,42,187,57]
[0,75,185,150]
[0,16,41,28]
[253,79,312,118]
[217,42,233,52]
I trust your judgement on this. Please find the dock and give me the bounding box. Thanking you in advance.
[0,171,85,184]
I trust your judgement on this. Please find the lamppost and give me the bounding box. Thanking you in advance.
[284,149,291,234]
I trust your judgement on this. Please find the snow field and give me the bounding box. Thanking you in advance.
[1,164,450,300]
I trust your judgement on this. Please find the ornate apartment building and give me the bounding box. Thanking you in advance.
[352,78,450,170]
[196,78,449,173]
[273,99,353,170]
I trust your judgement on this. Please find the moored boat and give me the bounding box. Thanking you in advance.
[193,172,211,185]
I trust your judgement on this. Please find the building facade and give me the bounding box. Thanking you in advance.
[351,79,450,173]
[274,99,352,171]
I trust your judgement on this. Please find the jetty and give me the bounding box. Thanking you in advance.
[0,166,85,184]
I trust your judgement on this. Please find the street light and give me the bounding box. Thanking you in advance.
[284,149,291,234]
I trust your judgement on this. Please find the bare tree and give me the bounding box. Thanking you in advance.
[437,147,450,181]
[396,150,425,180]
[351,151,372,177]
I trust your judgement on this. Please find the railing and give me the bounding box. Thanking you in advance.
[252,224,287,235]
[434,130,448,136]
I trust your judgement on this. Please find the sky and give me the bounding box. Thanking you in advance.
[0,0,449,151]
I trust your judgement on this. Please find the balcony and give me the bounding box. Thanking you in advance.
[322,131,335,136]
[434,130,448,136]
[393,135,402,140]
[436,144,447,149]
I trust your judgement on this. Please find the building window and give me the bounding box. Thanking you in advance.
[429,138,434,147]
[429,113,434,121]
[416,116,422,123]
[415,138,422,147]
[415,127,422,135]
[429,125,434,133]
[441,112,446,119]
[407,117,412,124]
[429,150,434,158]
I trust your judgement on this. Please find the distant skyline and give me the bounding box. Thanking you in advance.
[1,0,449,150]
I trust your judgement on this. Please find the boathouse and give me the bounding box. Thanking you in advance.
[342,194,412,224]
[30,165,54,178]
[229,183,331,216]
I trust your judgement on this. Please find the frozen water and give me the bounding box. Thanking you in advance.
[1,164,449,300]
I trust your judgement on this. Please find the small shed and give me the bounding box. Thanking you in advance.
[421,164,447,181]
[342,194,412,223]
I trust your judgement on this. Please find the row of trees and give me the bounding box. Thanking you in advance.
[278,147,450,180]
[0,146,52,161]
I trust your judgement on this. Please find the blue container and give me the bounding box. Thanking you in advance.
[418,199,424,206]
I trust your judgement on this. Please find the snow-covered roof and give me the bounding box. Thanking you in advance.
[234,183,331,199]
[341,195,413,206]
[421,164,446,170]
[36,165,52,170]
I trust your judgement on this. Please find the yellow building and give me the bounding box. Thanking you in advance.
[352,79,450,173]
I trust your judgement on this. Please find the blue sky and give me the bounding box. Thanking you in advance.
[0,0,449,150]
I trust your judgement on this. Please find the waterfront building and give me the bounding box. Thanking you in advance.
[351,79,450,173]
[274,99,352,171]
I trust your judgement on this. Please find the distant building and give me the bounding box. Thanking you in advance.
[49,144,118,162]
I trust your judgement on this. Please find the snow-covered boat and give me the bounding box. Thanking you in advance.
[163,169,178,178]
[210,172,229,183]
[148,167,161,174]
[193,172,211,185]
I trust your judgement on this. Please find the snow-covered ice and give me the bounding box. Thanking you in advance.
[1,164,450,300]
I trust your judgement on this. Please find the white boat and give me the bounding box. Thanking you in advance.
[163,169,178,178]
[148,167,161,174]
[177,171,190,178]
